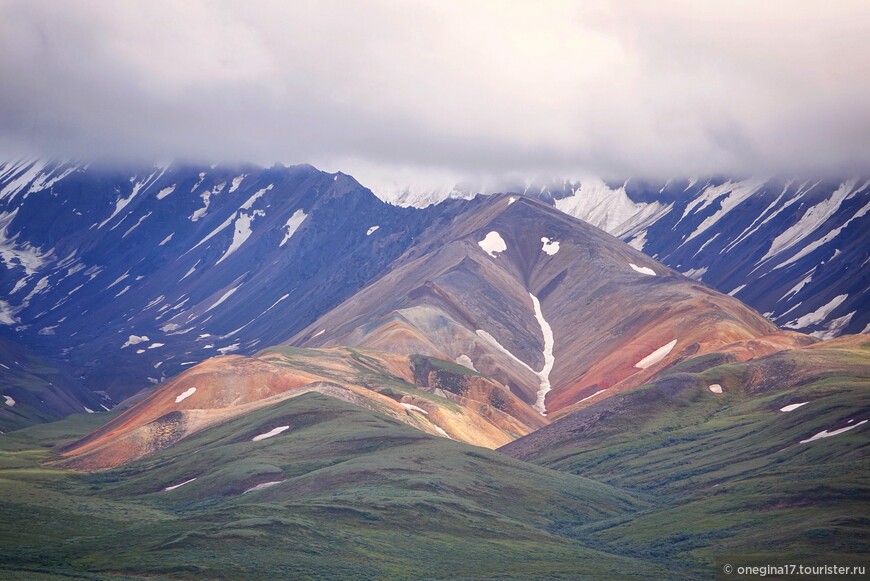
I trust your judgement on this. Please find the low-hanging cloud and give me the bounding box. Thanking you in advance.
[1,0,869,185]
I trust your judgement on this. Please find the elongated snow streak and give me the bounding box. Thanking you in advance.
[800,419,867,444]
[529,293,555,415]
[579,389,606,403]
[252,425,290,441]
[475,294,555,415]
[175,387,196,403]
[280,209,307,247]
[262,293,290,315]
[243,480,285,494]
[780,402,808,412]
[400,403,428,415]
[164,477,196,491]
[634,339,677,369]
[629,263,656,276]
[475,330,535,374]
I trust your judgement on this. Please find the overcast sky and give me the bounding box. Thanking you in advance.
[2,0,870,188]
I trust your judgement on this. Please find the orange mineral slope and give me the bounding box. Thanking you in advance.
[61,347,545,470]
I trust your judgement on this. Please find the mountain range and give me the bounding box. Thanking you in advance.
[0,159,867,579]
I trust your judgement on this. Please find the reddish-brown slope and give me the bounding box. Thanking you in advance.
[61,347,544,469]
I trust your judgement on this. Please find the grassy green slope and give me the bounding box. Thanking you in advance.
[0,393,673,580]
[501,339,870,570]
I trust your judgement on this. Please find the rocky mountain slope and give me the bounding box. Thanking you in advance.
[0,160,440,400]
[0,160,816,423]
[61,346,545,469]
[373,176,870,339]
[291,193,808,416]
[0,336,106,432]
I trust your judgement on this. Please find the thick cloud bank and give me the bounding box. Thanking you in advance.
[1,0,869,182]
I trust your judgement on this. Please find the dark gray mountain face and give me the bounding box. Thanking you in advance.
[520,177,870,338]
[0,160,444,401]
[0,336,107,430]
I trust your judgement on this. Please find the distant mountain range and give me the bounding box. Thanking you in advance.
[1,160,840,424]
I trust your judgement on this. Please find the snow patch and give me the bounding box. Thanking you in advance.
[240,185,272,210]
[164,478,196,491]
[206,284,242,313]
[216,212,260,265]
[782,273,813,301]
[628,230,647,251]
[530,293,555,415]
[810,311,856,340]
[708,384,723,394]
[775,199,870,270]
[783,294,849,330]
[122,211,152,238]
[107,272,129,290]
[780,402,808,412]
[554,178,668,237]
[84,407,95,414]
[175,387,196,403]
[98,171,158,229]
[252,425,290,441]
[366,225,380,236]
[579,389,606,403]
[455,354,477,372]
[191,172,206,192]
[682,267,707,280]
[629,263,656,276]
[478,231,506,257]
[475,330,535,375]
[181,262,199,281]
[190,182,226,222]
[0,300,19,325]
[122,335,149,348]
[159,233,174,246]
[634,340,677,369]
[800,419,867,444]
[683,179,766,244]
[156,185,176,200]
[263,293,291,315]
[3,395,14,407]
[229,175,245,193]
[243,480,285,494]
[280,209,308,247]
[541,237,560,255]
[401,403,429,415]
[761,180,857,262]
